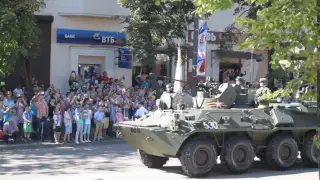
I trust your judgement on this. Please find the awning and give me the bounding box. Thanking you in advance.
[211,50,264,62]
[58,12,124,20]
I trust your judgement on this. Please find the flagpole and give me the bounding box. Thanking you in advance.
[191,15,199,96]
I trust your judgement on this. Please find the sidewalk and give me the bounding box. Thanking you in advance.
[0,138,125,151]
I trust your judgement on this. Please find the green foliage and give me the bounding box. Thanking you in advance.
[261,89,291,101]
[118,0,195,67]
[0,0,45,76]
[163,0,319,100]
[234,0,319,99]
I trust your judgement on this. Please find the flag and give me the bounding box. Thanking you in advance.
[196,20,208,76]
[207,100,225,108]
[174,46,183,92]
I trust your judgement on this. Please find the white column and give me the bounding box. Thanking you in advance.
[211,51,220,81]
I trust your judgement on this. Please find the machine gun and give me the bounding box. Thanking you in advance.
[150,74,192,91]
[152,73,220,95]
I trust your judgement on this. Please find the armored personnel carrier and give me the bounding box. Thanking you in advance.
[116,81,318,178]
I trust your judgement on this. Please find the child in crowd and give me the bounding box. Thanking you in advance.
[83,105,91,142]
[53,109,62,144]
[63,107,72,143]
[93,106,104,141]
[75,106,84,144]
[22,106,32,141]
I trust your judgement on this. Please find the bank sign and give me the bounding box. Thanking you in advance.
[188,30,236,44]
[56,29,126,46]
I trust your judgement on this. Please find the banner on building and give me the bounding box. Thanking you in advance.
[197,20,208,76]
[118,48,132,69]
[174,46,183,92]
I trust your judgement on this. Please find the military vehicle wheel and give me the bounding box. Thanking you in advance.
[301,132,318,168]
[266,134,298,170]
[221,137,255,174]
[137,150,169,168]
[179,138,217,177]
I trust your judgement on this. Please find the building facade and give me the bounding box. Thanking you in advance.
[40,1,269,92]
[184,6,269,84]
[41,0,132,93]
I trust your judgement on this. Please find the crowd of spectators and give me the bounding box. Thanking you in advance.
[0,71,157,144]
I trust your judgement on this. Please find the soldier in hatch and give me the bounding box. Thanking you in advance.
[232,76,244,95]
[156,83,174,109]
[235,76,245,87]
[233,76,250,105]
[165,83,174,94]
[255,78,271,108]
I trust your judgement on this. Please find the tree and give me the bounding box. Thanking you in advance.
[161,0,319,100]
[0,0,45,97]
[118,0,195,71]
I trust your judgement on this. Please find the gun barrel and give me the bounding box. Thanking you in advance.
[150,73,189,84]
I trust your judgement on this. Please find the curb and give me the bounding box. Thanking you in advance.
[0,139,125,151]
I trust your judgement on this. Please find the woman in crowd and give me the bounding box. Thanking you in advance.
[74,104,84,144]
[63,106,72,143]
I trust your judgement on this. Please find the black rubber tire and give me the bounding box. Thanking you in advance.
[137,149,169,168]
[301,132,318,168]
[265,134,298,170]
[221,137,255,174]
[179,138,217,178]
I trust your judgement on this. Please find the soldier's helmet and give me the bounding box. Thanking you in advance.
[206,76,214,83]
[235,76,244,84]
[259,78,267,83]
[166,83,174,92]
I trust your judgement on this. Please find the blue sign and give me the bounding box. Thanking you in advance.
[118,48,132,69]
[56,29,126,46]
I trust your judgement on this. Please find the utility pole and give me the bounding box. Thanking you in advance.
[191,14,199,96]
[317,0,320,178]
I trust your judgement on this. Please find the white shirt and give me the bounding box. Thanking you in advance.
[134,106,149,117]
[94,111,104,122]
[53,114,62,127]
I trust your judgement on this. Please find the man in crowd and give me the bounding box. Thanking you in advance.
[134,102,149,119]
[35,91,49,142]
[3,119,19,143]
[100,71,109,84]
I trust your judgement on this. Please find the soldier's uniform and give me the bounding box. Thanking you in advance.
[255,78,271,107]
[233,76,249,105]
[233,76,244,94]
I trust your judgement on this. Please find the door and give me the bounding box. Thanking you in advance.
[78,56,105,78]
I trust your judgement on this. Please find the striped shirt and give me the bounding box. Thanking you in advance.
[36,100,48,118]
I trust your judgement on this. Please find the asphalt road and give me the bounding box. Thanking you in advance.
[0,143,318,180]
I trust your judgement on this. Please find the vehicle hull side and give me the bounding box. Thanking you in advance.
[119,125,188,157]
